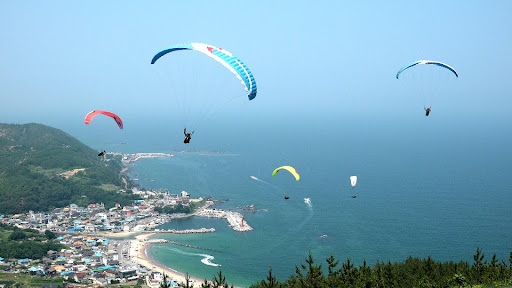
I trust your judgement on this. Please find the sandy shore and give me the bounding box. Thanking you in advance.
[129,233,206,287]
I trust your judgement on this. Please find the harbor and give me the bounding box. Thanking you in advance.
[195,207,253,232]
[120,152,174,164]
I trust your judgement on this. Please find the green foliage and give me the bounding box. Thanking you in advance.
[0,123,138,214]
[160,273,171,288]
[248,249,512,288]
[44,229,56,240]
[0,240,65,260]
[0,226,66,260]
[199,270,234,288]
[0,272,66,288]
[256,266,282,288]
[156,204,191,214]
[155,200,205,215]
[180,272,193,288]
[8,230,26,241]
[473,247,485,284]
[212,270,228,287]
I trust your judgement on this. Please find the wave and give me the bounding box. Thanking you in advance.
[249,175,279,188]
[200,254,222,267]
[164,247,221,267]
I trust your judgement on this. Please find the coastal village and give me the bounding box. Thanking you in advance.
[0,153,253,287]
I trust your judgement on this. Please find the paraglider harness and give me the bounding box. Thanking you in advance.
[424,106,431,116]
[184,128,194,144]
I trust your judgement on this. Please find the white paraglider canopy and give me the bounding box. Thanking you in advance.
[350,176,358,187]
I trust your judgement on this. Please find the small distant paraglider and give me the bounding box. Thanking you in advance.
[272,166,300,181]
[272,166,300,200]
[350,176,358,198]
[84,110,123,157]
[84,110,124,129]
[183,128,194,144]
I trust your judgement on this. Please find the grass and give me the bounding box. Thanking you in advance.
[0,232,11,242]
[0,273,151,287]
[0,273,66,287]
[96,184,121,191]
[28,165,66,178]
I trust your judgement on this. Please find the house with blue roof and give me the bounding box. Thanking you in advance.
[18,258,31,265]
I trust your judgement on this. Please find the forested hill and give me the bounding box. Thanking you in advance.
[0,123,137,214]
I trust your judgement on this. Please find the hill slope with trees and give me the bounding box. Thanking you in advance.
[0,123,137,214]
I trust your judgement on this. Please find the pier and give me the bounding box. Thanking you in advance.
[121,153,174,164]
[195,208,253,232]
[151,228,215,234]
[167,240,222,252]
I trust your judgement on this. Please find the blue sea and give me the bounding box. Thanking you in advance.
[49,112,512,287]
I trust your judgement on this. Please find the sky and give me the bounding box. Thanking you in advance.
[0,1,511,128]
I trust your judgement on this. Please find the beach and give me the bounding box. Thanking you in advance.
[87,196,251,286]
[129,233,207,287]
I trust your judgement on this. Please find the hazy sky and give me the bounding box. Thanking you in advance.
[1,1,511,126]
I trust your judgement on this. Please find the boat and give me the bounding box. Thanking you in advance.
[320,234,328,238]
[284,196,290,200]
[304,198,311,204]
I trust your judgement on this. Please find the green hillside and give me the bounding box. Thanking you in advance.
[0,123,137,214]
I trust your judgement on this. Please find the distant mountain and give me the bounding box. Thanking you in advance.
[0,123,137,214]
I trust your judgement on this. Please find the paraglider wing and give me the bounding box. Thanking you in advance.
[272,166,300,181]
[350,176,358,187]
[396,60,458,79]
[151,43,257,100]
[84,110,123,129]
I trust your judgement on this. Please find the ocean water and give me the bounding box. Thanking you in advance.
[53,113,512,287]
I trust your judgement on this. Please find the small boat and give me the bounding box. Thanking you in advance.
[304,198,311,204]
[320,234,328,238]
[284,196,290,200]
[351,195,357,198]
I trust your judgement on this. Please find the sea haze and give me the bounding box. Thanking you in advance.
[56,113,512,287]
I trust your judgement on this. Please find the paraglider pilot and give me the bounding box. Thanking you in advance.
[184,128,194,144]
[424,106,431,116]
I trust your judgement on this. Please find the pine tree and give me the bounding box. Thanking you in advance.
[489,253,498,282]
[509,252,512,270]
[260,266,280,288]
[472,247,485,285]
[160,273,171,288]
[292,252,324,287]
[182,272,192,288]
[201,279,212,288]
[358,259,373,288]
[451,273,467,288]
[325,254,341,287]
[340,257,357,286]
[212,270,228,288]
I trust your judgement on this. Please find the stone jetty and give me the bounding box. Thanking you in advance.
[195,208,253,232]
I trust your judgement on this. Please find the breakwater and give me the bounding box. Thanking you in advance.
[195,208,253,232]
[121,153,174,164]
[150,228,215,234]
[167,240,222,252]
